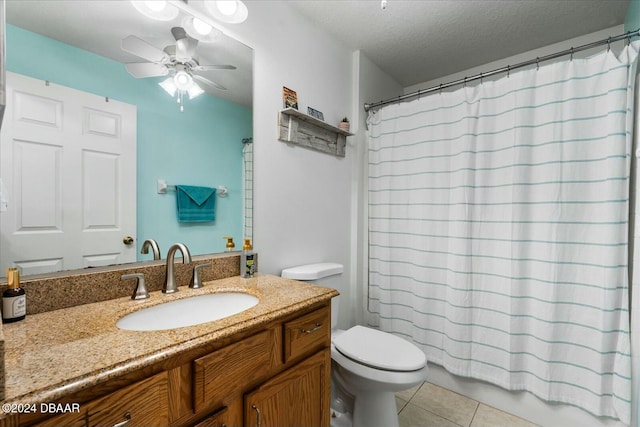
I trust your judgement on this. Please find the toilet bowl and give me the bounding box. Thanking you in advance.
[281,263,428,427]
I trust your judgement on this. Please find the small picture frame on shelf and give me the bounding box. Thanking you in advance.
[283,86,298,110]
[307,107,324,121]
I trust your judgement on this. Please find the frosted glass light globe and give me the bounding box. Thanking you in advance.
[217,1,238,16]
[193,18,213,35]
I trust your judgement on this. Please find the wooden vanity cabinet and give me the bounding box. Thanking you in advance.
[11,302,332,427]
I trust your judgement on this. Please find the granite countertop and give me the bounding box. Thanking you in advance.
[0,274,338,412]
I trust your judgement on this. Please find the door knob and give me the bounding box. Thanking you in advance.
[123,236,134,245]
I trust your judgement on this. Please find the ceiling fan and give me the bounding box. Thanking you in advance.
[121,27,236,95]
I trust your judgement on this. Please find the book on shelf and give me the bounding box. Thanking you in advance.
[283,86,298,110]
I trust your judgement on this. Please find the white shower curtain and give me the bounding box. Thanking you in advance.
[368,42,639,423]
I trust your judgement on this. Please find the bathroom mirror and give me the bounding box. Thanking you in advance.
[1,1,253,278]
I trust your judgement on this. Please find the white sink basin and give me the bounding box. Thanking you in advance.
[116,292,259,331]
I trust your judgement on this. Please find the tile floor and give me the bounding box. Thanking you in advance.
[396,382,539,427]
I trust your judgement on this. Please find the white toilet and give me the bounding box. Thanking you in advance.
[281,263,428,427]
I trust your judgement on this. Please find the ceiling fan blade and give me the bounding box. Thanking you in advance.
[171,26,188,41]
[176,37,198,62]
[171,26,198,61]
[125,62,169,78]
[122,35,169,64]
[193,74,227,91]
[192,64,237,71]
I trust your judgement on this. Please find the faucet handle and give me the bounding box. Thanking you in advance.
[190,263,211,289]
[121,273,149,300]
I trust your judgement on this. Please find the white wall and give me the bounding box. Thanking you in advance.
[351,51,403,325]
[222,1,355,327]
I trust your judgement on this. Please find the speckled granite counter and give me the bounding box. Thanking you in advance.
[0,274,338,414]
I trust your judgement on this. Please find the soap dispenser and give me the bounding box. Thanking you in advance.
[224,236,235,252]
[241,238,255,278]
[3,267,26,323]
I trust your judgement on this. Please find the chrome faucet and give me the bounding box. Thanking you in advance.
[163,243,192,293]
[141,239,161,260]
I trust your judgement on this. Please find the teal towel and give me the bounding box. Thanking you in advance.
[176,185,216,222]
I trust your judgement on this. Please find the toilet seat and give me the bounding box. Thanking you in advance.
[333,325,426,372]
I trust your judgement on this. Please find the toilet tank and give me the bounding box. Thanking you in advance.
[281,263,343,329]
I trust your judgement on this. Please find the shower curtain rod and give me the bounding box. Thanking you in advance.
[363,28,640,113]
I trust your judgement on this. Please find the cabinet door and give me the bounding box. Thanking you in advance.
[244,350,330,427]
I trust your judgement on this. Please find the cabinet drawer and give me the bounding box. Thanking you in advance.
[283,306,330,363]
[193,328,278,414]
[37,371,168,427]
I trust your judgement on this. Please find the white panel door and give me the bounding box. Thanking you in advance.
[0,72,137,276]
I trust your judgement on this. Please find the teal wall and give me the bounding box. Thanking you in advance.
[6,24,252,258]
[626,0,640,32]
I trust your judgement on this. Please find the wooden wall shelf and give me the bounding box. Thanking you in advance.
[278,108,353,157]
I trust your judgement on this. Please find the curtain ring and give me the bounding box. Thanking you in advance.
[479,72,483,84]
[463,77,467,88]
[536,57,540,71]
[439,83,443,95]
[570,47,574,61]
[507,65,510,78]
[627,31,632,46]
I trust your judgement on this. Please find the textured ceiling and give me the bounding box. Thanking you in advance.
[288,0,631,87]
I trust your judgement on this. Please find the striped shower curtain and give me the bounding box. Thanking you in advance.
[367,42,639,422]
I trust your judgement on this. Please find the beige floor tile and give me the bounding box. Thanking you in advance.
[470,404,538,427]
[409,382,478,427]
[397,383,422,402]
[399,403,462,427]
[396,396,408,414]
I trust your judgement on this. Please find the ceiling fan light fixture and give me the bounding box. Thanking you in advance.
[188,83,205,99]
[204,0,248,24]
[193,18,213,36]
[130,1,180,21]
[173,68,194,91]
[159,77,177,96]
[182,16,222,42]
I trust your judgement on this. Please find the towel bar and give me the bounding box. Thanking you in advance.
[157,179,228,197]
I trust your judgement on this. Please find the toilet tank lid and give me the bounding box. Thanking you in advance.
[281,263,343,280]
